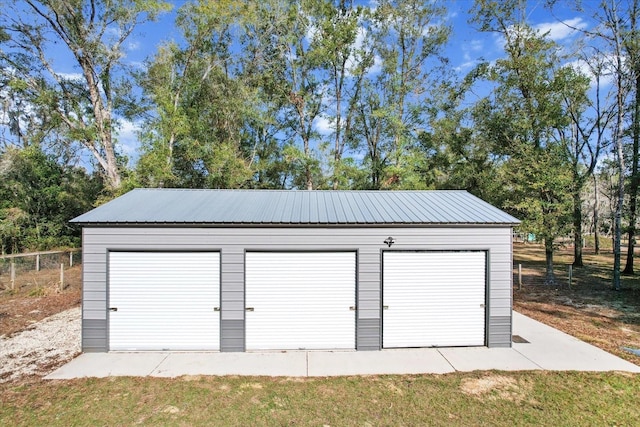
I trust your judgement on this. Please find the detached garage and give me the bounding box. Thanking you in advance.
[72,189,519,353]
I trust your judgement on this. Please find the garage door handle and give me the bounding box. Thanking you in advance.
[349,306,357,311]
[383,305,389,310]
[480,304,485,308]
[245,307,254,312]
[109,307,118,312]
[213,307,220,312]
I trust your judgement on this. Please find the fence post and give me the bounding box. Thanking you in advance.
[11,261,16,290]
[518,263,522,290]
[36,254,40,272]
[59,263,64,291]
[568,265,573,289]
[69,251,73,267]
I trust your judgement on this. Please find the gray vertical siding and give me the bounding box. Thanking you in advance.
[81,226,513,352]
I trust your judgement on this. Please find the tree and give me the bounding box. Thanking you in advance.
[277,0,326,190]
[138,0,253,189]
[583,0,635,290]
[622,0,640,274]
[555,64,607,267]
[550,0,639,277]
[308,0,369,189]
[471,0,576,284]
[413,64,503,199]
[355,0,450,189]
[0,145,102,253]
[597,157,623,248]
[0,0,169,190]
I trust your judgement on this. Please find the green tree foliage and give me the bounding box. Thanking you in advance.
[4,0,639,274]
[308,0,367,189]
[0,0,170,190]
[416,116,499,199]
[137,0,283,189]
[471,0,576,284]
[355,0,450,189]
[138,0,452,191]
[0,146,102,253]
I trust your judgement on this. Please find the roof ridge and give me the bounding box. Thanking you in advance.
[131,188,469,193]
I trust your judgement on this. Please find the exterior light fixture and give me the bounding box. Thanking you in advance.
[384,236,395,247]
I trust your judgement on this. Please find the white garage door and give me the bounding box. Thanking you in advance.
[383,251,486,348]
[109,252,220,351]
[245,252,356,350]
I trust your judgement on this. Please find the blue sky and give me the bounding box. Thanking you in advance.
[46,0,595,166]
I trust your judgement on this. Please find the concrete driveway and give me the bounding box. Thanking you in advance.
[45,312,640,379]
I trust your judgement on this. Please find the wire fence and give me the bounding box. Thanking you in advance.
[0,249,81,291]
[513,262,577,288]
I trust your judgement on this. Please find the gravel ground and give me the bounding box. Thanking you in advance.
[0,307,81,383]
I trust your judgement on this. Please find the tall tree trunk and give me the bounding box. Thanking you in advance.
[573,191,584,267]
[594,174,600,255]
[623,72,640,274]
[611,1,625,291]
[305,135,313,190]
[102,131,121,190]
[544,236,556,285]
[333,67,343,190]
[614,160,624,290]
[306,169,313,190]
[624,185,637,275]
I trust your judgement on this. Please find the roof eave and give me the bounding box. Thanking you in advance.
[72,221,521,227]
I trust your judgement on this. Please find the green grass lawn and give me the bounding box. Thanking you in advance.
[2,372,638,426]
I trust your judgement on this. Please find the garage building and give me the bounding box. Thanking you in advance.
[72,189,519,352]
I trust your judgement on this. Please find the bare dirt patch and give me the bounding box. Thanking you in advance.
[460,375,530,402]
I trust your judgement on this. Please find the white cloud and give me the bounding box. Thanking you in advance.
[115,120,142,162]
[534,17,587,41]
[307,25,319,44]
[127,40,141,51]
[354,25,367,50]
[468,39,484,53]
[314,115,333,135]
[127,60,145,70]
[492,17,587,51]
[369,54,383,75]
[454,60,480,73]
[565,56,615,88]
[56,72,83,81]
[346,26,383,76]
[105,27,122,40]
[566,58,591,77]
[455,38,484,73]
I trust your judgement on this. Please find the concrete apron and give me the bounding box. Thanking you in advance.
[45,313,640,380]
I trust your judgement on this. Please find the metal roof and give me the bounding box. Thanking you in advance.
[71,189,520,225]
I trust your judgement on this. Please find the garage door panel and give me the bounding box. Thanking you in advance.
[383,251,486,348]
[246,252,355,350]
[109,252,220,351]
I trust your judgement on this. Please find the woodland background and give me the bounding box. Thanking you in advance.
[1,0,639,287]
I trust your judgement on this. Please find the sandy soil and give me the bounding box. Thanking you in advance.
[0,307,80,383]
[0,265,82,383]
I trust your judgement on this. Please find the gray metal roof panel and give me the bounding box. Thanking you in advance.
[71,188,520,225]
